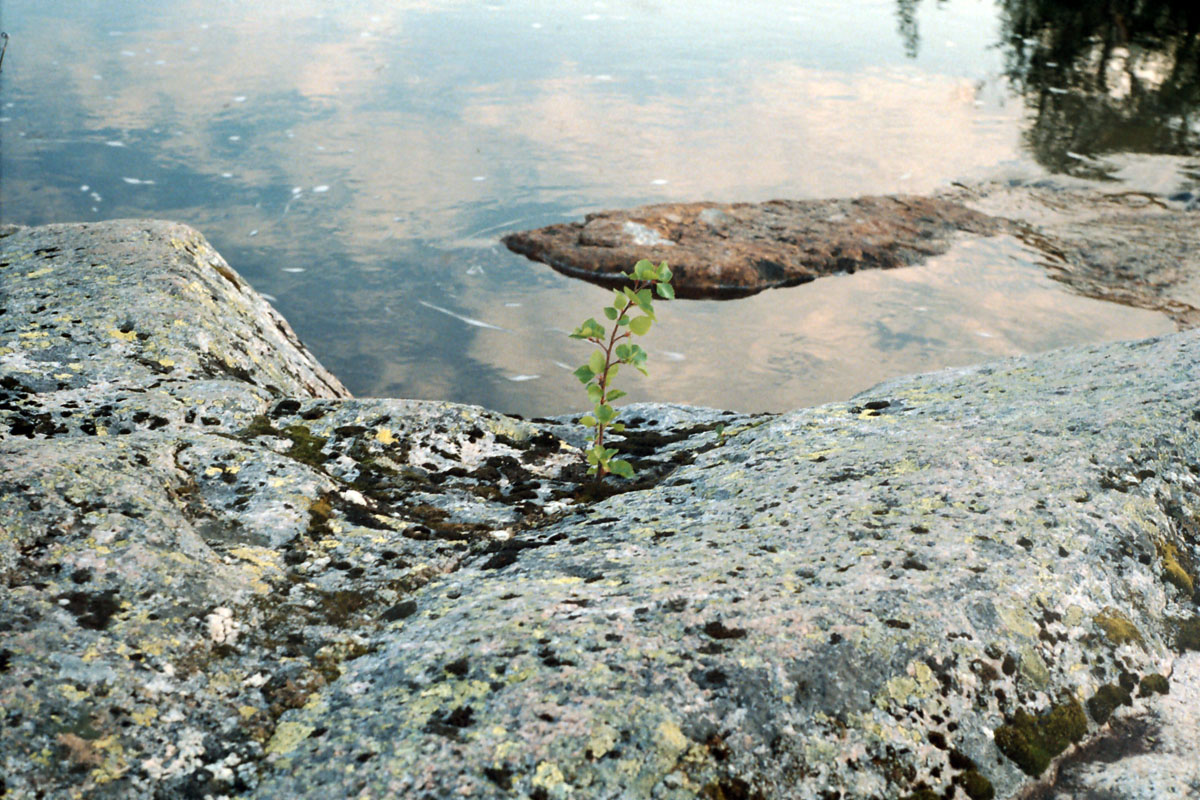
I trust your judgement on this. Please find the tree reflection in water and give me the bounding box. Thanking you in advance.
[899,0,1200,177]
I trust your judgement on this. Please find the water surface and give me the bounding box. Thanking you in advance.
[1,0,1192,414]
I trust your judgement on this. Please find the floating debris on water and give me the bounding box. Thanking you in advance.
[122,177,156,185]
[79,185,89,192]
[228,135,241,141]
[651,178,669,185]
[249,229,258,237]
[418,300,507,331]
[312,185,329,193]
[233,96,247,102]
[105,141,125,147]
[282,267,305,273]
[507,374,540,382]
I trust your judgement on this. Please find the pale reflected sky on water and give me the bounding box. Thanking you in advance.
[0,1,1177,414]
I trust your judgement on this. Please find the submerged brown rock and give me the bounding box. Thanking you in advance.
[503,195,1005,298]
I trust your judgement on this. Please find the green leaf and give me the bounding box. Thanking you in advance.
[587,384,602,404]
[603,306,618,320]
[658,262,672,282]
[655,281,675,300]
[615,343,631,360]
[573,365,594,384]
[632,259,655,281]
[609,459,635,479]
[579,415,597,427]
[629,316,652,335]
[605,363,620,383]
[634,289,654,316]
[617,317,630,327]
[610,422,625,432]
[586,446,602,464]
[613,291,629,310]
[607,389,627,402]
[596,404,616,423]
[588,350,605,375]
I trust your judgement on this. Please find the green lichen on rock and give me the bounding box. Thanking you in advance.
[1173,616,1200,652]
[1157,539,1197,599]
[1093,607,1144,647]
[993,699,1088,776]
[1138,673,1170,696]
[1086,683,1132,724]
[959,769,995,800]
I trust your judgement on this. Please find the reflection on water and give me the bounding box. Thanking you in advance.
[0,1,1188,415]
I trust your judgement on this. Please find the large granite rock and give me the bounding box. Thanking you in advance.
[502,182,1200,327]
[2,220,1199,799]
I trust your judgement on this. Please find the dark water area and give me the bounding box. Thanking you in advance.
[1,1,1194,415]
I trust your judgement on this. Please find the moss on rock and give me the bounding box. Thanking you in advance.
[993,698,1088,776]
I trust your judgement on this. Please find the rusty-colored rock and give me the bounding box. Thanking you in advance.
[503,195,1005,298]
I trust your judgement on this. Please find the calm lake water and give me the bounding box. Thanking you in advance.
[2,1,1194,414]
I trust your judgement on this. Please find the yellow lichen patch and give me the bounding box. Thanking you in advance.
[204,466,224,477]
[19,331,48,339]
[157,358,175,368]
[131,707,158,726]
[374,427,396,445]
[238,705,259,719]
[997,605,1039,639]
[107,328,137,342]
[228,546,282,575]
[656,720,689,762]
[1093,607,1143,646]
[587,723,619,759]
[532,761,565,792]
[25,267,54,279]
[265,721,315,756]
[1156,539,1195,597]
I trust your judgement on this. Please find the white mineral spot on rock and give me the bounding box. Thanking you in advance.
[595,74,614,81]
[507,374,540,382]
[622,220,675,246]
[206,607,240,644]
[121,50,136,57]
[312,185,330,193]
[292,186,303,195]
[233,96,247,102]
[249,230,258,237]
[651,178,669,185]
[472,175,487,181]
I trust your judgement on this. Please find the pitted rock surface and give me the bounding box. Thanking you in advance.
[2,219,1199,800]
[503,195,1003,298]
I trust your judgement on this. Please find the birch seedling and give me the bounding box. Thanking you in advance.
[569,259,673,478]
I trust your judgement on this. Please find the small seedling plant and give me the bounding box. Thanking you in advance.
[569,259,674,478]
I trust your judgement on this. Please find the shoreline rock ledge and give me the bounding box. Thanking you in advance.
[3,220,1200,799]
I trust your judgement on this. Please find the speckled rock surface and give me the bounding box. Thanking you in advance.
[3,220,1200,800]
